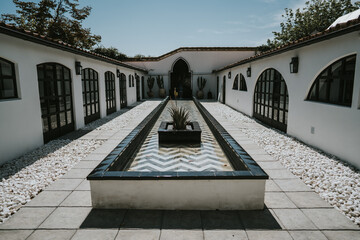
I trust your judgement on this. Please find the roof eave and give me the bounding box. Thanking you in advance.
[0,25,148,73]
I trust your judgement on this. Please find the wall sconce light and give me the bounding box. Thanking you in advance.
[117,69,121,77]
[247,67,251,77]
[290,57,299,73]
[75,61,82,75]
[228,71,231,79]
[135,73,138,78]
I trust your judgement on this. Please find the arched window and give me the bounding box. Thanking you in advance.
[239,73,247,91]
[82,68,100,124]
[129,74,132,87]
[232,75,239,90]
[105,71,116,115]
[0,57,17,99]
[307,54,356,107]
[120,73,127,108]
[254,68,288,132]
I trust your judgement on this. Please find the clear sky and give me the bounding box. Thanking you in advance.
[0,0,337,57]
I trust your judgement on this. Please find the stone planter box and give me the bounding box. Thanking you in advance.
[158,121,201,144]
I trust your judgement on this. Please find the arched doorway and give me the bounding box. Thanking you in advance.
[119,73,127,108]
[37,62,74,143]
[253,68,289,132]
[170,59,192,99]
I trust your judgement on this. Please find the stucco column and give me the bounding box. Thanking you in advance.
[72,70,85,129]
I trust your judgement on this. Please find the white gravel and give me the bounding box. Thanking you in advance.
[0,139,103,223]
[204,102,360,226]
[0,100,160,224]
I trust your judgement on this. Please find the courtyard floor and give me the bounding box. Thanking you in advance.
[0,100,359,240]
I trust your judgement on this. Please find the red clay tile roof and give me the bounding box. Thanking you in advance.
[0,22,147,73]
[124,47,258,62]
[213,17,360,73]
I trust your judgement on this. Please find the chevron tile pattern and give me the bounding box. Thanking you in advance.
[128,101,232,172]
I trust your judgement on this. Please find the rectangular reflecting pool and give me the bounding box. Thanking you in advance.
[87,97,268,210]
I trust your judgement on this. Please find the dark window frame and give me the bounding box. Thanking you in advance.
[307,54,356,107]
[239,73,247,91]
[0,57,18,99]
[105,71,116,115]
[37,62,74,142]
[82,68,100,124]
[232,74,239,90]
[253,68,288,132]
[120,73,127,108]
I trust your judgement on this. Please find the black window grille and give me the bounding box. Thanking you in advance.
[0,57,17,99]
[82,68,100,124]
[232,74,239,90]
[239,73,247,91]
[105,71,116,115]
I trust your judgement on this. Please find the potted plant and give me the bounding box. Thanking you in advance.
[158,105,201,145]
[197,76,207,99]
[147,76,155,98]
[156,75,166,98]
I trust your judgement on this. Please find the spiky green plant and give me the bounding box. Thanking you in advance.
[197,76,207,90]
[147,76,155,90]
[168,106,189,130]
[156,75,164,88]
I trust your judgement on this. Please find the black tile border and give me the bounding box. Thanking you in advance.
[87,97,268,180]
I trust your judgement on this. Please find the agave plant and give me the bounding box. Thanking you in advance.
[197,76,207,90]
[168,106,189,130]
[147,76,155,90]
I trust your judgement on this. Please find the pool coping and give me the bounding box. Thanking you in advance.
[87,98,268,181]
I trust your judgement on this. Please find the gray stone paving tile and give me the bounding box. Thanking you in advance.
[71,229,118,240]
[75,179,91,191]
[246,149,268,155]
[266,169,298,179]
[27,230,75,240]
[250,154,276,162]
[121,210,162,229]
[265,180,282,192]
[0,207,55,230]
[289,230,328,240]
[240,143,261,150]
[201,210,243,230]
[46,179,83,191]
[203,230,248,240]
[274,179,312,192]
[25,191,71,207]
[39,207,92,229]
[257,161,284,170]
[61,168,93,179]
[264,192,297,209]
[162,210,202,229]
[115,229,160,240]
[239,209,282,230]
[73,160,100,169]
[0,230,33,240]
[302,209,359,230]
[273,209,317,230]
[80,209,126,229]
[82,153,107,161]
[160,230,203,240]
[246,230,292,240]
[323,230,360,240]
[286,192,332,208]
[60,191,92,207]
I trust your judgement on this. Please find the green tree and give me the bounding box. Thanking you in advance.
[264,0,360,50]
[93,46,128,60]
[1,0,101,49]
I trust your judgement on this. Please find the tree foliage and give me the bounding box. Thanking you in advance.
[1,0,101,49]
[264,0,360,50]
[92,46,128,60]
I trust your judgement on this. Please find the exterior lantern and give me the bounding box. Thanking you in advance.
[290,57,299,73]
[75,61,82,75]
[228,71,231,79]
[247,67,251,77]
[117,69,121,77]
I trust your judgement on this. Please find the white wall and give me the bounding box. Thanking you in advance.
[218,32,360,169]
[0,34,144,165]
[125,50,255,99]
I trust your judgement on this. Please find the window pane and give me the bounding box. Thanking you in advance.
[2,78,15,97]
[50,115,57,129]
[59,112,66,127]
[1,61,12,76]
[318,78,327,101]
[67,111,72,124]
[65,81,71,95]
[42,117,49,133]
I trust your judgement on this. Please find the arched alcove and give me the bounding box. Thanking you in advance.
[170,58,192,99]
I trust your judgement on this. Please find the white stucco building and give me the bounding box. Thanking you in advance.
[0,16,359,169]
